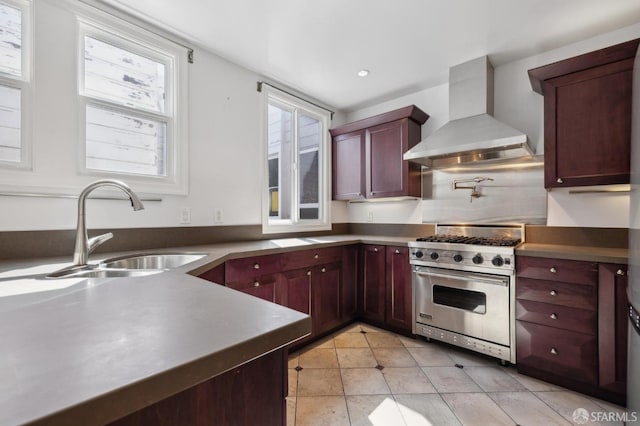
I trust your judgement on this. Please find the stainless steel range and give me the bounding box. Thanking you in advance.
[410,224,524,364]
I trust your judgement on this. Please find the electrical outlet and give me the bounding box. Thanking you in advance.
[214,208,224,224]
[180,207,191,224]
[367,211,374,222]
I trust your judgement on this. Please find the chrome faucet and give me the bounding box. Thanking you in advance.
[72,179,144,266]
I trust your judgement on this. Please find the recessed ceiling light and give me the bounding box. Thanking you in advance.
[357,69,370,77]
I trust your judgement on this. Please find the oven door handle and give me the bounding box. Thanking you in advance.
[415,270,509,287]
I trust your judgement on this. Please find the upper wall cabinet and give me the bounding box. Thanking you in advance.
[330,105,428,200]
[528,39,640,188]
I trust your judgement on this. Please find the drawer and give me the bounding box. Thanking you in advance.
[516,299,596,335]
[516,256,597,286]
[226,274,280,303]
[280,246,343,271]
[225,254,281,282]
[516,321,597,385]
[516,277,597,311]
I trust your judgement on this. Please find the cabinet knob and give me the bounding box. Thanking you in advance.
[374,247,379,252]
[321,267,326,273]
[253,263,260,270]
[253,281,260,287]
[395,249,400,254]
[314,254,319,259]
[550,313,558,320]
[550,347,558,355]
[549,290,557,296]
[549,267,557,273]
[307,270,311,276]
[556,178,563,184]
[617,269,625,276]
[357,192,363,198]
[370,192,375,196]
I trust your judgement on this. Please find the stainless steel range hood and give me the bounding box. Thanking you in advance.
[404,56,534,168]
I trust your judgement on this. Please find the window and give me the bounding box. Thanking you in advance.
[0,0,30,167]
[263,86,331,233]
[78,19,187,193]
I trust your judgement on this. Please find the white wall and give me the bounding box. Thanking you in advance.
[346,22,640,228]
[0,0,345,232]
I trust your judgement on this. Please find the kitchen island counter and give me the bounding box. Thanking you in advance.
[0,234,412,426]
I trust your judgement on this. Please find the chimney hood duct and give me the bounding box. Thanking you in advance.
[403,56,533,168]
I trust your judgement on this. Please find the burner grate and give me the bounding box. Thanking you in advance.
[416,234,521,247]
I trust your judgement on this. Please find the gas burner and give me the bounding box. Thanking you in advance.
[416,234,521,247]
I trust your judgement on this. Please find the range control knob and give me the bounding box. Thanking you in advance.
[492,255,505,267]
[472,254,484,264]
[430,252,439,260]
[453,254,463,262]
[414,250,424,259]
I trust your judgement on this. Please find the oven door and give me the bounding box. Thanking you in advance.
[414,266,511,346]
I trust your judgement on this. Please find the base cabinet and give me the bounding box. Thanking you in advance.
[360,244,413,334]
[313,263,342,335]
[108,348,287,426]
[516,256,628,405]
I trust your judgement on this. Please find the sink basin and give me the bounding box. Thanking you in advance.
[46,267,163,279]
[100,252,207,270]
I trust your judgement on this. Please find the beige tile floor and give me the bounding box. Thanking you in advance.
[287,322,628,426]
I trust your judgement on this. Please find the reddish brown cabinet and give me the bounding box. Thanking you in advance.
[330,105,428,200]
[312,263,342,335]
[528,39,639,188]
[359,244,413,334]
[516,255,628,405]
[360,244,387,323]
[598,263,628,403]
[385,246,413,331]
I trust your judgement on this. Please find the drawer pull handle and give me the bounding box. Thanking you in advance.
[550,347,558,355]
[374,248,379,252]
[617,269,625,276]
[395,249,400,254]
[314,254,319,259]
[549,290,557,296]
[549,267,557,273]
[321,267,326,273]
[550,313,558,320]
[253,263,260,270]
[253,281,260,287]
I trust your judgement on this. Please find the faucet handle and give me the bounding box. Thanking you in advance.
[87,232,114,254]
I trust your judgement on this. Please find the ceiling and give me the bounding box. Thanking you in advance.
[101,0,640,112]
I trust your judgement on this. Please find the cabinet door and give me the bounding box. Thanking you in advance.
[341,245,359,321]
[542,59,633,187]
[360,245,386,323]
[385,246,412,332]
[333,131,365,200]
[313,263,342,335]
[366,119,413,198]
[282,268,312,315]
[598,263,628,397]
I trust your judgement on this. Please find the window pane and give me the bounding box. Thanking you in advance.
[298,114,320,220]
[268,103,292,220]
[86,104,166,176]
[0,3,21,77]
[0,84,20,162]
[84,36,166,113]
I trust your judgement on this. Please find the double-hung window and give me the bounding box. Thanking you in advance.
[0,0,30,167]
[78,18,187,194]
[263,86,331,233]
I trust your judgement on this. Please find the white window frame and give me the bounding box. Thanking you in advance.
[76,15,188,195]
[262,86,331,234]
[0,0,32,170]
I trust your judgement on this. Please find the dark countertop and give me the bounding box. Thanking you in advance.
[516,243,628,264]
[0,234,412,426]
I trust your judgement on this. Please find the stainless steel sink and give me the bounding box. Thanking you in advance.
[46,266,164,279]
[99,253,207,270]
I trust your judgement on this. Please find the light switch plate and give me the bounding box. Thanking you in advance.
[180,207,191,224]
